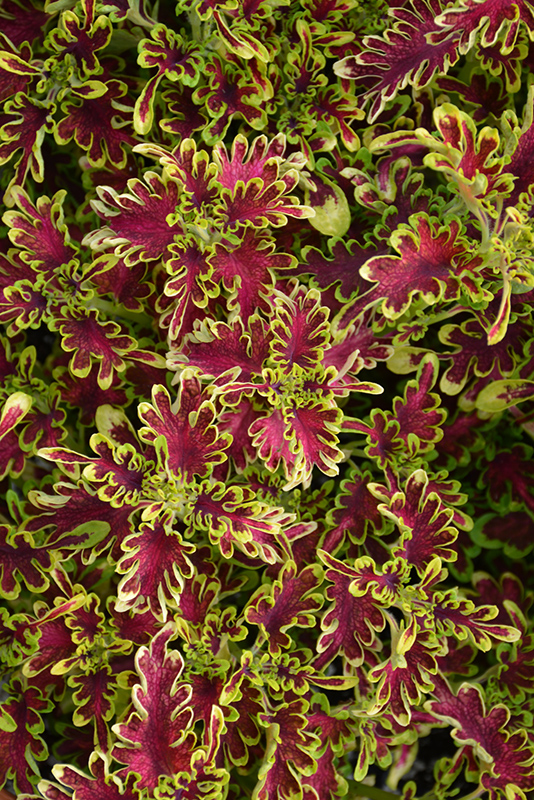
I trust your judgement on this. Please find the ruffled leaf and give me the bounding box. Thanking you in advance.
[138,376,230,481]
[359,214,486,319]
[112,625,196,790]
[245,560,323,654]
[0,680,52,793]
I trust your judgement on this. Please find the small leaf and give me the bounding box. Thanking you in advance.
[305,176,350,237]
[476,379,534,411]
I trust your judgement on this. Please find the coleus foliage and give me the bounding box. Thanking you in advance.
[1,0,534,799]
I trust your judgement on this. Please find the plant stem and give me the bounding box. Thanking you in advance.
[455,787,485,800]
[347,780,485,800]
[347,781,400,800]
[88,298,154,327]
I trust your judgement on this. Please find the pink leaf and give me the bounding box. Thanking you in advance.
[112,626,196,790]
[245,561,323,654]
[86,171,182,264]
[138,376,230,481]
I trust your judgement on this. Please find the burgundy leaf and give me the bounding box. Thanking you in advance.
[116,511,195,620]
[439,315,520,394]
[0,93,55,199]
[135,23,204,133]
[250,399,344,488]
[375,469,459,572]
[190,481,288,562]
[392,353,446,454]
[0,524,52,599]
[158,238,217,343]
[160,85,207,138]
[53,365,128,426]
[46,6,112,78]
[0,681,52,793]
[473,511,534,559]
[433,0,534,54]
[112,626,196,790]
[245,561,323,654]
[24,480,136,561]
[483,444,534,516]
[92,255,153,312]
[368,628,441,725]
[55,80,136,168]
[3,186,78,277]
[212,132,295,192]
[193,56,267,144]
[53,749,141,800]
[49,308,137,389]
[315,554,385,669]
[334,0,460,122]
[217,174,314,231]
[429,677,534,799]
[256,698,320,800]
[0,0,50,47]
[138,376,230,480]
[86,171,182,264]
[322,467,386,553]
[270,289,330,372]
[209,228,293,318]
[359,214,485,319]
[301,238,379,300]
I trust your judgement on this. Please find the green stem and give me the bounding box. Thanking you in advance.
[456,788,484,800]
[422,305,466,325]
[458,183,492,252]
[88,298,154,328]
[475,663,499,683]
[187,9,202,42]
[347,781,485,800]
[347,781,400,800]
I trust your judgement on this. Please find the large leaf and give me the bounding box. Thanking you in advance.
[333,0,460,121]
[209,228,293,318]
[245,561,323,654]
[322,467,386,553]
[371,470,459,573]
[433,0,534,54]
[216,174,314,230]
[368,626,442,726]
[177,315,271,382]
[193,56,267,144]
[24,480,136,561]
[85,171,182,264]
[52,750,141,800]
[212,132,301,192]
[359,214,486,319]
[0,680,52,793]
[190,481,290,562]
[0,93,54,202]
[250,398,344,489]
[159,236,218,343]
[49,308,137,390]
[254,697,320,800]
[55,79,136,168]
[270,289,330,372]
[428,677,534,799]
[138,375,230,481]
[116,511,195,620]
[315,550,386,670]
[3,186,78,278]
[112,626,196,790]
[0,524,52,600]
[134,23,203,134]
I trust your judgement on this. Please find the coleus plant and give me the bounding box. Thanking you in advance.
[1,0,534,798]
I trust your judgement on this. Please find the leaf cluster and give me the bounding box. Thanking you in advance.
[1,1,534,799]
